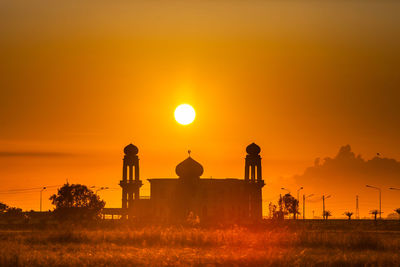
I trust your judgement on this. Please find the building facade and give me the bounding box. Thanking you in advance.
[115,143,265,223]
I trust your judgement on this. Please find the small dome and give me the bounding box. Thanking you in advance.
[124,144,138,155]
[246,143,261,155]
[176,157,204,178]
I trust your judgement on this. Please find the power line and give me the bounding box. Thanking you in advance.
[0,185,61,194]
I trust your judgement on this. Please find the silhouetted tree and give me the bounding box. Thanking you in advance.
[6,207,22,215]
[281,194,299,219]
[0,203,25,223]
[0,202,8,213]
[50,183,105,222]
[278,195,283,210]
[344,211,353,220]
[370,210,379,221]
[270,201,286,220]
[323,210,332,220]
[271,196,287,220]
[4,207,24,223]
[273,210,287,220]
[268,202,274,219]
[394,208,400,220]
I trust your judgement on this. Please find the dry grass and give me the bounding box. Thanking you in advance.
[0,225,399,266]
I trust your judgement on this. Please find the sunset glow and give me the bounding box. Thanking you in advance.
[0,0,399,219]
[1,1,400,265]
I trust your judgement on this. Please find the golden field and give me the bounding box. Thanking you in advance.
[1,221,400,266]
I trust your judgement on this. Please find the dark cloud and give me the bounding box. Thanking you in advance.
[294,145,400,189]
[0,151,75,158]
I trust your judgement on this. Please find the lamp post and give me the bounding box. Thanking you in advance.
[281,187,291,194]
[295,187,303,219]
[96,187,109,194]
[297,187,303,202]
[40,187,46,212]
[322,195,331,220]
[366,185,382,219]
[303,194,314,220]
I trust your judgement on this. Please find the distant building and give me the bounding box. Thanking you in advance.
[107,143,265,223]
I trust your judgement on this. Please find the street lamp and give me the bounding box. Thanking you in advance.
[297,187,304,202]
[96,187,109,194]
[389,187,400,191]
[322,195,331,220]
[40,187,46,212]
[366,185,382,219]
[296,187,303,219]
[303,193,314,220]
[281,187,291,194]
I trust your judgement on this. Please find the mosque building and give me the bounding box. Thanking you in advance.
[105,143,265,223]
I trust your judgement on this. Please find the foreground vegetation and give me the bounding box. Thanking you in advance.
[0,222,400,266]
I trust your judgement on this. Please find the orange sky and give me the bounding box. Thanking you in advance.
[1,1,400,218]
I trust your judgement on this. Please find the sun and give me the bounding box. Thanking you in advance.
[174,104,196,125]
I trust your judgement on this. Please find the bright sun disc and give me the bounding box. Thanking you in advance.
[174,104,196,125]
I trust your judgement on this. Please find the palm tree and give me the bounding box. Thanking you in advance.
[395,208,400,220]
[370,210,379,221]
[344,211,353,220]
[323,210,332,220]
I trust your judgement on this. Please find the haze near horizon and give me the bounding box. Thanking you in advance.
[1,0,400,217]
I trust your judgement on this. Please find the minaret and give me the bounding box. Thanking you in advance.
[245,143,264,220]
[245,143,262,183]
[120,144,142,210]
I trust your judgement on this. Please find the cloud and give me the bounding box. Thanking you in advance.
[294,144,400,190]
[0,151,75,158]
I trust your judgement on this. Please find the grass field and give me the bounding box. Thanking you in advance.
[1,221,400,266]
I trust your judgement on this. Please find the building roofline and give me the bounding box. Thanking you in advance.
[147,178,243,182]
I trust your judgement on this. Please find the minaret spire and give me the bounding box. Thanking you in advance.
[120,144,143,215]
[245,143,263,183]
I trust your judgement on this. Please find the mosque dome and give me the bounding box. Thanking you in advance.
[176,157,204,178]
[246,143,261,155]
[124,143,138,155]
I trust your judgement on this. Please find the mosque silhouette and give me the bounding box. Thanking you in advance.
[103,143,264,223]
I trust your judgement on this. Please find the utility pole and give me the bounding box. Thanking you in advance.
[366,185,382,220]
[322,195,331,220]
[379,189,381,219]
[297,187,303,202]
[40,187,46,212]
[356,195,359,219]
[297,187,303,219]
